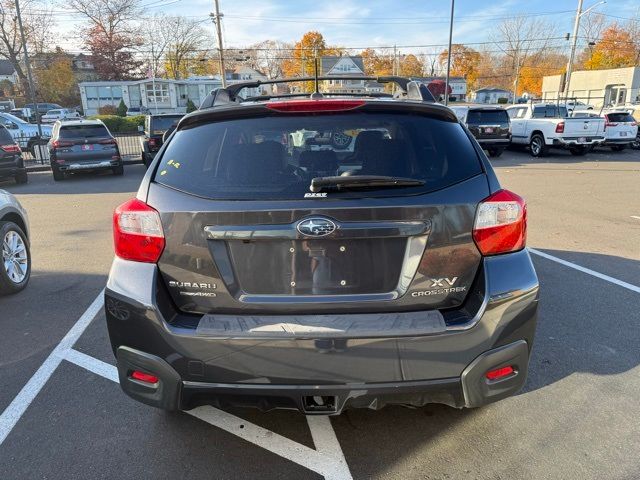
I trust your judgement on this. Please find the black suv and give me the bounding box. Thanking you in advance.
[140,114,183,167]
[0,125,27,184]
[48,120,123,181]
[106,77,538,415]
[452,106,511,157]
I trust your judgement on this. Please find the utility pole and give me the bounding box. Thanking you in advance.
[564,0,606,100]
[14,0,41,137]
[211,0,227,88]
[444,0,455,106]
[564,0,583,100]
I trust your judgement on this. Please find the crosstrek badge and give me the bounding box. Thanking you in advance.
[304,192,327,198]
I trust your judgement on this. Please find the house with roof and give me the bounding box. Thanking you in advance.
[472,87,513,104]
[320,56,367,94]
[0,60,18,85]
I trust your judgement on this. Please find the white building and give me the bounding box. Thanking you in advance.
[79,68,268,116]
[542,66,640,107]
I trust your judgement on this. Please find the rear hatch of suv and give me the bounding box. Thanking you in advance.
[147,115,183,152]
[146,101,490,316]
[465,108,510,143]
[604,112,637,141]
[54,123,117,164]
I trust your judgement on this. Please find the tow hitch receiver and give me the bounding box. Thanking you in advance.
[302,395,338,414]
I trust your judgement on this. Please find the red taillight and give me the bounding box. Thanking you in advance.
[113,198,165,263]
[485,365,515,381]
[555,122,564,133]
[148,138,157,146]
[604,121,618,129]
[473,189,526,256]
[52,140,73,148]
[130,370,159,384]
[0,144,20,153]
[265,99,365,113]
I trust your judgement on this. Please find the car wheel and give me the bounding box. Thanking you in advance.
[631,134,640,150]
[487,148,504,158]
[529,134,547,157]
[14,171,28,184]
[142,152,149,167]
[113,165,124,176]
[611,145,626,152]
[52,168,65,181]
[569,146,587,156]
[0,221,31,295]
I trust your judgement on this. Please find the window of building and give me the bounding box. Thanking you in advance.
[146,83,170,105]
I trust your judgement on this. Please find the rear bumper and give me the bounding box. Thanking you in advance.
[603,138,634,145]
[0,161,26,178]
[476,138,511,148]
[116,340,530,414]
[53,159,122,171]
[105,249,539,414]
[552,136,605,147]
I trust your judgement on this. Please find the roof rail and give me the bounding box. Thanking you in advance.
[198,75,436,109]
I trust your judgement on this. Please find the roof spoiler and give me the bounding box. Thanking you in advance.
[199,76,436,109]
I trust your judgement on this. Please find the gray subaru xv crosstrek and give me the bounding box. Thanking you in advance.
[105,77,538,415]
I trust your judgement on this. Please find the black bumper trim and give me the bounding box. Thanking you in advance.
[116,340,530,414]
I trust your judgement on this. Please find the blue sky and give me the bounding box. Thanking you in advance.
[53,0,640,53]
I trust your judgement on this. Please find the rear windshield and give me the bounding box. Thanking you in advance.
[151,116,182,132]
[532,105,568,118]
[59,125,110,139]
[154,112,483,200]
[0,126,14,144]
[467,110,509,124]
[606,112,635,123]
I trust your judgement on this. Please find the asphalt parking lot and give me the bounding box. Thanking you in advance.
[1,147,639,479]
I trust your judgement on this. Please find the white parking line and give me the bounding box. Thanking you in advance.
[529,248,640,294]
[63,348,353,479]
[631,216,640,220]
[0,290,105,446]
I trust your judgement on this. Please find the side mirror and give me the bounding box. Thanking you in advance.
[137,125,144,133]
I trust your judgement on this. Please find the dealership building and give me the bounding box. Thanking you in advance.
[542,66,640,107]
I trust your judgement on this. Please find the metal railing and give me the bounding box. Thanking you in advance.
[13,132,144,168]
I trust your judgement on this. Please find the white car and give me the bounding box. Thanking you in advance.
[565,100,594,113]
[41,109,81,124]
[0,189,30,295]
[0,112,52,153]
[506,103,605,157]
[601,110,638,151]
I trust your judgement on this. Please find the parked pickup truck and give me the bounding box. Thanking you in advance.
[506,103,605,156]
[0,112,52,154]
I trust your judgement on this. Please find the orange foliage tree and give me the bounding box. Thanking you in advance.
[584,24,637,69]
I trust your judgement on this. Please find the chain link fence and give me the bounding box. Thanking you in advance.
[16,133,144,168]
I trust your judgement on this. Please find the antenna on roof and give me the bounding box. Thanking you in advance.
[310,49,323,99]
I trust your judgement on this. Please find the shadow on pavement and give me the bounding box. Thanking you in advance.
[0,164,147,196]
[492,145,639,168]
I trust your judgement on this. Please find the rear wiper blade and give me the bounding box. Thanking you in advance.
[310,175,425,193]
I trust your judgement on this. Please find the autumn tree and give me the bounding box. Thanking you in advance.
[69,0,143,80]
[360,48,393,76]
[584,23,637,70]
[157,16,208,79]
[0,0,54,89]
[399,54,423,77]
[438,44,481,89]
[34,55,79,105]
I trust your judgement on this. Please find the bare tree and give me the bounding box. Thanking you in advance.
[247,40,293,79]
[156,16,208,79]
[420,48,442,77]
[491,16,558,94]
[68,0,143,80]
[579,12,607,67]
[140,13,172,77]
[0,0,54,88]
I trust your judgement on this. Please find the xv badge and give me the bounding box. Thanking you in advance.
[430,277,458,288]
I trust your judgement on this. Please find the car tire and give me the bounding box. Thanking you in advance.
[0,221,31,295]
[487,148,504,158]
[610,145,626,152]
[52,168,65,181]
[113,165,124,176]
[632,134,640,150]
[14,171,28,184]
[569,146,588,156]
[142,152,149,167]
[529,134,547,157]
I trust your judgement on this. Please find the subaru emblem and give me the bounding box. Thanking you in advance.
[296,218,336,237]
